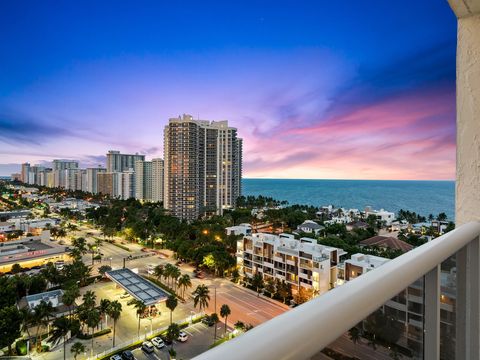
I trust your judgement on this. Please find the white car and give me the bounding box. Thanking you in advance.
[177,331,188,342]
[110,355,122,360]
[141,341,155,353]
[151,337,165,349]
[146,264,156,275]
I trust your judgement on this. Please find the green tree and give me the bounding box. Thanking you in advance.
[177,274,192,299]
[33,300,55,350]
[0,306,22,355]
[193,285,210,313]
[210,313,219,342]
[264,278,276,298]
[107,300,122,347]
[128,299,146,338]
[349,326,361,348]
[166,295,178,325]
[62,285,80,318]
[153,264,164,282]
[220,304,231,336]
[70,342,85,360]
[99,299,111,329]
[50,316,71,360]
[166,323,181,352]
[11,263,23,274]
[85,309,100,358]
[98,265,112,277]
[251,273,264,297]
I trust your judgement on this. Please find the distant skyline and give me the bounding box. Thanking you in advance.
[0,1,457,179]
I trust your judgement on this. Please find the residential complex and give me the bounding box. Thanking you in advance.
[14,115,241,221]
[163,114,242,221]
[236,233,345,296]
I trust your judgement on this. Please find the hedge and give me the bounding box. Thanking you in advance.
[77,328,111,339]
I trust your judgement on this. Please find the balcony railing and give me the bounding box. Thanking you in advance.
[193,222,480,360]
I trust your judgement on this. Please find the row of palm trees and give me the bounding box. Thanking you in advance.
[153,264,192,298]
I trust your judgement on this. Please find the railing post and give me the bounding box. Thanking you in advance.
[456,238,480,360]
[424,265,440,360]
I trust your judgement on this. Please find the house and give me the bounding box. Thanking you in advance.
[359,235,413,253]
[296,220,325,235]
[364,207,396,226]
[346,221,370,231]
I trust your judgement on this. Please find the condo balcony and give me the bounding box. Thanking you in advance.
[193,2,480,359]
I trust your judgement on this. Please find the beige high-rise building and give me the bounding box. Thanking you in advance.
[106,150,145,173]
[134,160,152,201]
[152,158,164,203]
[163,114,242,221]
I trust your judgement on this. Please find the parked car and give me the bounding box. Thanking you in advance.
[120,292,130,299]
[195,271,205,279]
[160,335,173,345]
[141,341,155,353]
[175,260,183,266]
[177,331,188,342]
[151,337,165,349]
[202,315,215,327]
[110,355,122,360]
[121,350,135,360]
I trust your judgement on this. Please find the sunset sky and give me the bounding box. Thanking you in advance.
[0,1,457,179]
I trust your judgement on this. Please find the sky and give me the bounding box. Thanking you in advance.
[0,1,457,179]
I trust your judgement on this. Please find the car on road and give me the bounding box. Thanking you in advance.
[151,337,165,349]
[141,341,155,353]
[177,331,188,342]
[110,355,122,360]
[121,350,135,360]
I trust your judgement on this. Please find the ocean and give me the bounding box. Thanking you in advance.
[242,179,455,221]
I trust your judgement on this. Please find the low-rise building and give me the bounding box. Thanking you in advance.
[0,231,70,273]
[340,253,390,281]
[237,233,346,297]
[296,220,324,235]
[359,235,413,253]
[364,206,396,225]
[226,223,252,236]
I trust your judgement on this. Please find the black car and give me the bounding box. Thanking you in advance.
[121,350,135,360]
[160,335,173,345]
[202,315,215,327]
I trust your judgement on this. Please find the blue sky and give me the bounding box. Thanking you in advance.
[0,1,457,179]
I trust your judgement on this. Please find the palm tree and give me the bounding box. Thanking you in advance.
[70,342,85,360]
[62,286,80,318]
[19,307,33,345]
[251,273,264,297]
[177,274,192,299]
[171,266,181,293]
[220,304,231,336]
[153,264,164,282]
[210,313,219,342]
[82,290,97,309]
[99,299,111,329]
[128,299,146,338]
[107,300,122,347]
[166,323,180,352]
[164,264,174,287]
[50,316,71,360]
[349,326,361,349]
[85,309,100,358]
[165,295,178,325]
[192,285,210,313]
[33,300,55,350]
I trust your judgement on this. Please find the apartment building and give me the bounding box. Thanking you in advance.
[106,150,145,173]
[134,160,152,201]
[164,114,242,221]
[237,233,345,296]
[86,167,106,194]
[151,158,164,203]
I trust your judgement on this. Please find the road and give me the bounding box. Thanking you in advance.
[40,222,398,360]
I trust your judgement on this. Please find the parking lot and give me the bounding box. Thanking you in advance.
[126,322,216,360]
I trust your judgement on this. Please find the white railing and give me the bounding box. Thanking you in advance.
[193,222,480,360]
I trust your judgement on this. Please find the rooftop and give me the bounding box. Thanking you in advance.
[359,235,413,252]
[105,268,170,306]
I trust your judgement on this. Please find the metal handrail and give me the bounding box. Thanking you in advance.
[193,222,480,360]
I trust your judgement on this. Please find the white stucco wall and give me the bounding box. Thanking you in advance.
[455,12,480,225]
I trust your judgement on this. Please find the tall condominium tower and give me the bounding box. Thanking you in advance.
[134,160,152,201]
[106,150,145,172]
[151,158,164,203]
[21,163,30,183]
[164,114,242,221]
[86,167,106,194]
[52,160,79,170]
